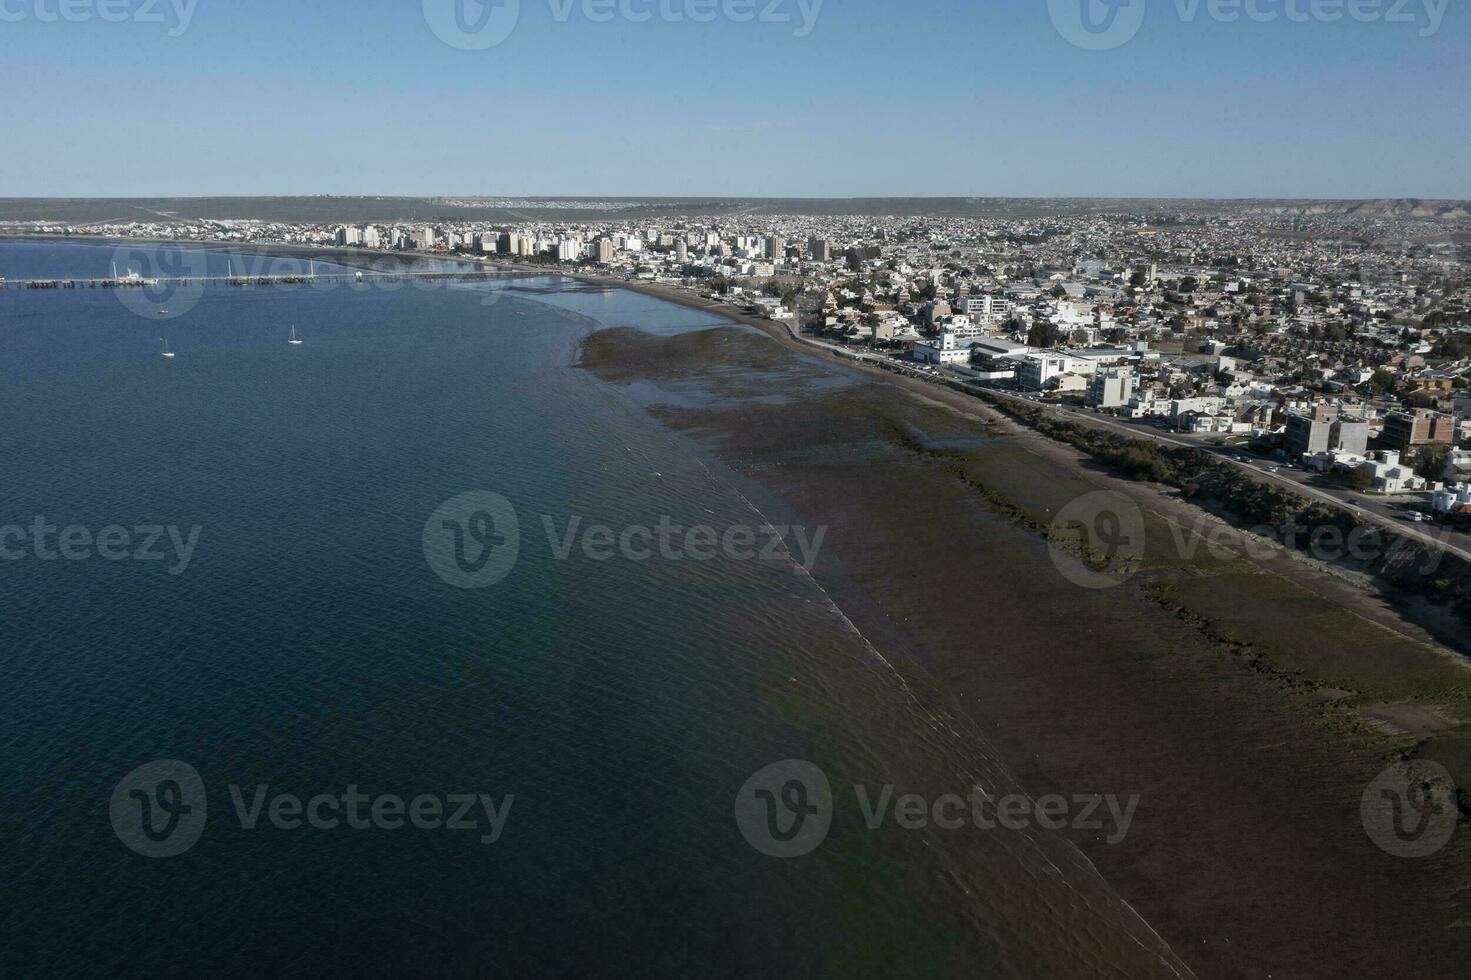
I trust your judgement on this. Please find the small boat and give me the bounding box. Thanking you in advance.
[158,307,168,315]
[160,338,175,359]
[288,325,303,346]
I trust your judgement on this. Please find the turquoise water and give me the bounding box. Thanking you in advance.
[0,241,1181,978]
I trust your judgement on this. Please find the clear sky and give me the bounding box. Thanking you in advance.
[1,0,1467,199]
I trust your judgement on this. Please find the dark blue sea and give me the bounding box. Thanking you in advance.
[0,240,1182,978]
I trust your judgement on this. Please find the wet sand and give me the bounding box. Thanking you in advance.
[578,308,1471,979]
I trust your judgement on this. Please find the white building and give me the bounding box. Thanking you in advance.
[1087,369,1137,409]
[1431,483,1471,514]
[914,330,974,365]
[958,295,1005,323]
[970,337,1032,366]
[1019,353,1078,390]
[1359,451,1427,494]
[936,315,984,339]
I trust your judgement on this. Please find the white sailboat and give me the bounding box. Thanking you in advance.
[288,325,303,345]
[160,337,175,358]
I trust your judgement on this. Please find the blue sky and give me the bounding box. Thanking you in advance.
[0,0,1466,198]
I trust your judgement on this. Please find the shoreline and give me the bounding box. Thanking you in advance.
[10,234,1467,666]
[575,299,1471,978]
[580,276,1471,651]
[8,235,1469,974]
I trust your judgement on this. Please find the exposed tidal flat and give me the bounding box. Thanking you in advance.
[580,319,1471,979]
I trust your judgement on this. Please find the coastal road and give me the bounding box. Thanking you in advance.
[1015,398,1471,563]
[775,328,1471,566]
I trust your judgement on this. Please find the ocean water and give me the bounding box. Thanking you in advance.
[0,242,1185,978]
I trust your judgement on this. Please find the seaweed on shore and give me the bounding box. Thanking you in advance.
[975,390,1471,636]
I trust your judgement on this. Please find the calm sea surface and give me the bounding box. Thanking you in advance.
[0,241,1181,978]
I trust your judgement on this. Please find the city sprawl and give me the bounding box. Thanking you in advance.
[7,199,1471,523]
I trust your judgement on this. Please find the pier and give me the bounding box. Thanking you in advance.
[0,270,522,291]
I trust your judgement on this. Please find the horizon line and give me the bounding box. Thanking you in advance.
[1,194,1468,205]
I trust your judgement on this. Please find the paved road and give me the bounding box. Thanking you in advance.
[993,396,1471,563]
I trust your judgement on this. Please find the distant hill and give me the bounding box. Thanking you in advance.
[0,195,1467,224]
[1242,199,1471,220]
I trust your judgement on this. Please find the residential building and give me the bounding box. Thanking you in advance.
[914,330,974,365]
[1087,369,1136,409]
[1431,483,1471,515]
[1019,353,1075,390]
[1382,409,1455,453]
[1359,450,1427,494]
